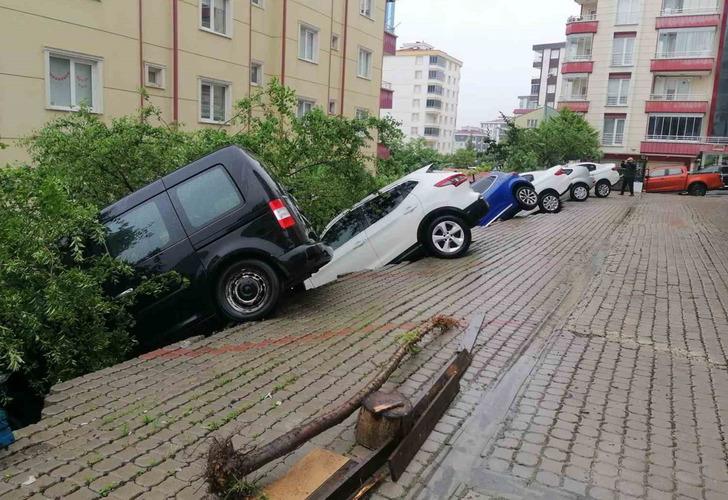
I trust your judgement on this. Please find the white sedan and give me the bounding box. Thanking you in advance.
[306,166,489,289]
[568,162,622,198]
[520,167,573,213]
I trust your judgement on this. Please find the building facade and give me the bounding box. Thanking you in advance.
[481,117,509,144]
[514,106,559,129]
[453,126,489,152]
[381,41,463,154]
[560,0,728,170]
[0,0,397,163]
[515,42,566,115]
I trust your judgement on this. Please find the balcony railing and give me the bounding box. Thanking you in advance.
[427,86,444,96]
[655,49,714,59]
[425,99,442,109]
[649,93,706,101]
[660,6,720,16]
[424,128,441,137]
[429,56,447,68]
[602,134,624,146]
[562,94,588,101]
[564,53,593,62]
[607,95,629,106]
[645,134,702,142]
[568,13,597,22]
[612,53,634,66]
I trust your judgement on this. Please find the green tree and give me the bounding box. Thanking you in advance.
[529,108,602,166]
[449,147,477,168]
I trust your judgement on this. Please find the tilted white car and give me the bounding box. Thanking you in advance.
[520,167,573,214]
[306,166,489,289]
[557,164,596,202]
[568,162,621,198]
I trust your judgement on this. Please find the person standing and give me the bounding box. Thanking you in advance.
[620,157,637,196]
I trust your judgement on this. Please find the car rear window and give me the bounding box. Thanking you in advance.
[105,194,185,264]
[171,165,243,230]
[472,176,496,192]
[322,208,366,251]
[361,181,418,226]
[562,168,573,175]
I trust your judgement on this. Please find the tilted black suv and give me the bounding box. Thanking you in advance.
[100,146,332,348]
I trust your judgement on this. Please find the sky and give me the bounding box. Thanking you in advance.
[392,0,579,127]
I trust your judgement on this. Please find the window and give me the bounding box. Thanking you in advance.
[105,195,184,264]
[531,83,541,95]
[426,99,442,109]
[565,34,593,61]
[603,117,626,145]
[145,63,165,89]
[429,70,445,81]
[616,0,641,25]
[662,0,718,15]
[199,79,229,123]
[411,127,419,135]
[355,108,369,119]
[322,208,367,251]
[652,76,693,99]
[548,66,558,77]
[657,28,715,58]
[415,70,423,79]
[412,99,420,108]
[201,0,231,36]
[612,36,636,66]
[360,0,373,18]
[427,84,443,95]
[171,166,243,230]
[411,113,420,121]
[534,51,544,64]
[414,85,422,94]
[562,75,589,100]
[299,24,319,62]
[416,56,423,65]
[297,98,315,117]
[424,127,440,136]
[331,34,339,50]
[607,77,631,106]
[472,175,498,192]
[361,182,418,227]
[647,115,703,140]
[328,99,336,114]
[250,62,262,85]
[251,0,263,6]
[429,55,446,68]
[46,51,102,112]
[547,84,557,94]
[526,119,539,128]
[358,48,372,79]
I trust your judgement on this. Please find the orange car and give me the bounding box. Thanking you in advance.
[644,166,723,196]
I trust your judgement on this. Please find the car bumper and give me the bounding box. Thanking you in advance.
[280,242,333,284]
[463,198,489,227]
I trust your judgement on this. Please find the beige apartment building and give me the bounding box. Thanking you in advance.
[560,0,728,170]
[0,0,397,163]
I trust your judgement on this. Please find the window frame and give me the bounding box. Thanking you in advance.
[647,114,703,140]
[607,77,631,106]
[359,0,373,19]
[199,0,233,38]
[298,23,320,64]
[44,48,104,113]
[331,33,340,51]
[198,77,232,124]
[612,36,636,66]
[144,62,166,89]
[357,47,373,79]
[251,0,264,8]
[603,117,626,145]
[297,97,316,118]
[250,61,263,86]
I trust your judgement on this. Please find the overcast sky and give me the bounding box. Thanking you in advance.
[392,0,579,127]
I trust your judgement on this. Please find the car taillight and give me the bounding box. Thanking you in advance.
[554,168,566,176]
[268,199,296,229]
[435,174,468,187]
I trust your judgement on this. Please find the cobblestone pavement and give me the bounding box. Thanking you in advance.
[1,194,726,500]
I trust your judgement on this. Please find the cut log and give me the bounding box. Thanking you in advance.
[355,391,411,450]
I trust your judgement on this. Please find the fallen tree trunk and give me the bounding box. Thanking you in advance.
[205,315,461,496]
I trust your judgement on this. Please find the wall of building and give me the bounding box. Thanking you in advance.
[0,0,387,164]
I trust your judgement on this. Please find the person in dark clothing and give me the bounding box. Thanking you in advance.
[620,157,637,196]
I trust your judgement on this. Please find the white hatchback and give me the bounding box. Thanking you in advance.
[568,162,621,198]
[306,166,488,289]
[520,167,573,214]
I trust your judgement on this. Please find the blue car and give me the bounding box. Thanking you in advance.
[471,172,538,226]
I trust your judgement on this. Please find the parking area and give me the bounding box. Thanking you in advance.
[2,194,727,500]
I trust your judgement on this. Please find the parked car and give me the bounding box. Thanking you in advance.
[696,164,728,188]
[568,162,621,197]
[520,167,573,214]
[643,165,723,196]
[470,172,538,226]
[99,146,332,347]
[307,166,489,289]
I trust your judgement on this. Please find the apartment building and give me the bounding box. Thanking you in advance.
[0,0,397,163]
[381,41,463,154]
[515,42,566,115]
[560,0,728,170]
[453,126,489,152]
[481,117,509,144]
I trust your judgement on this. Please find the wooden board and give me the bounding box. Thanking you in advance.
[263,448,352,500]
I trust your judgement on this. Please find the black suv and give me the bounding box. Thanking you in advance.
[100,146,332,348]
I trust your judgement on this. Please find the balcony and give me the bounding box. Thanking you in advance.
[429,56,447,68]
[424,127,441,137]
[656,12,720,29]
[566,14,598,35]
[425,99,442,110]
[651,52,714,72]
[645,94,708,113]
[380,82,393,109]
[427,84,444,96]
[562,56,594,73]
[558,99,590,112]
[383,31,397,56]
[641,135,706,156]
[428,70,445,81]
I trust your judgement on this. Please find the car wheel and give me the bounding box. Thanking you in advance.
[595,180,611,198]
[538,192,561,214]
[688,183,707,196]
[424,215,471,259]
[514,185,538,210]
[216,259,281,322]
[570,183,590,202]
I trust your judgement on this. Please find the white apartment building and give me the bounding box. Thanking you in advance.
[560,0,728,170]
[454,126,489,152]
[381,41,463,153]
[515,42,565,115]
[481,117,509,144]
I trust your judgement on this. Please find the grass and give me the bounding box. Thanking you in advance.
[98,481,119,497]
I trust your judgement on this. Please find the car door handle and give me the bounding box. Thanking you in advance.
[115,288,134,299]
[353,240,365,249]
[403,206,416,214]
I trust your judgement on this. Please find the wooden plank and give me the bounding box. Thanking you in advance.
[458,311,487,353]
[388,373,461,481]
[264,448,352,500]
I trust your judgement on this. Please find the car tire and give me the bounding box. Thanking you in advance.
[570,183,590,202]
[423,215,471,259]
[595,180,611,198]
[688,182,707,196]
[216,259,281,322]
[514,185,539,210]
[538,191,561,214]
